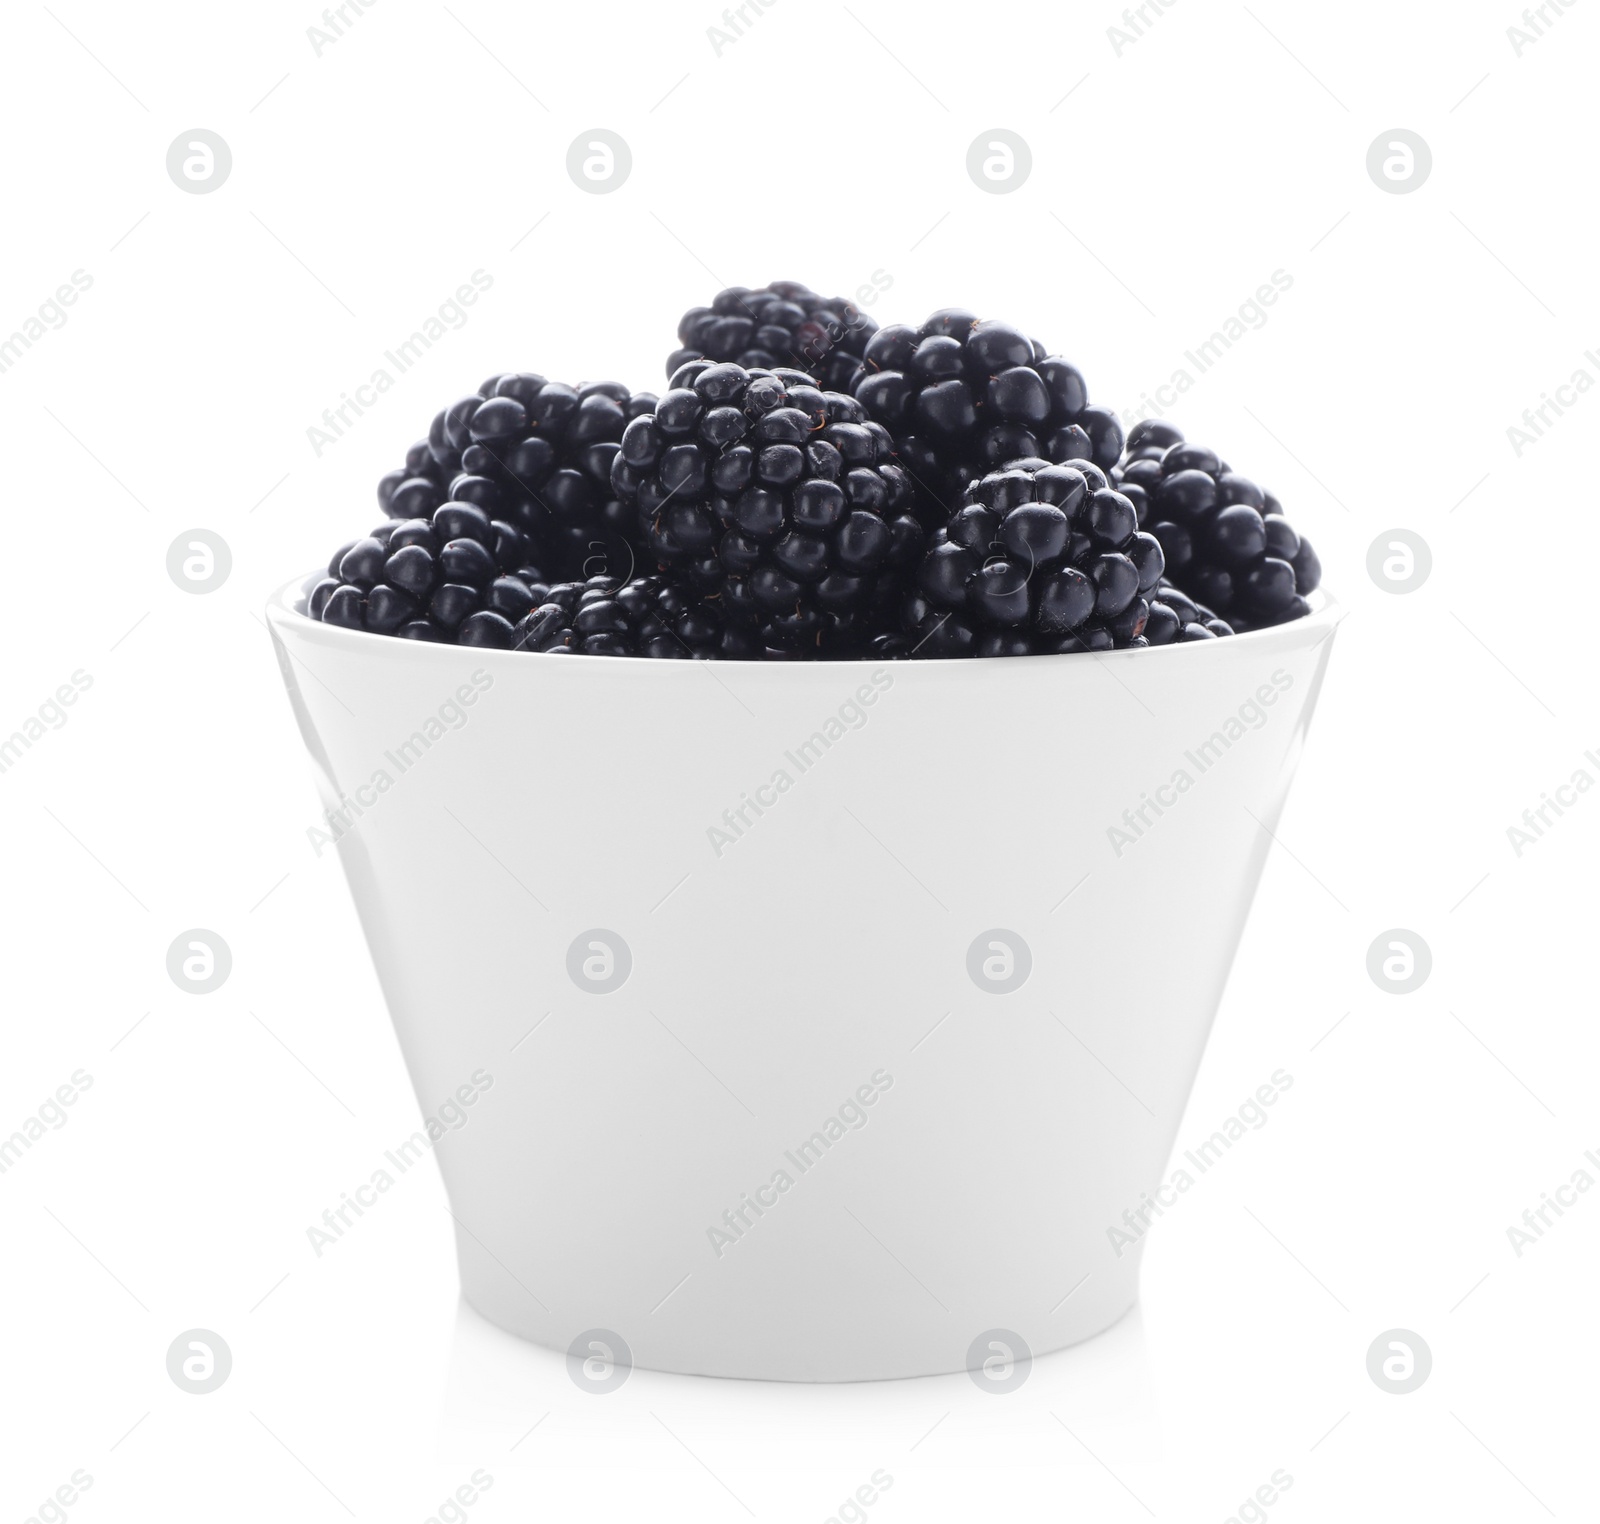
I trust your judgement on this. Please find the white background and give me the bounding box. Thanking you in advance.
[2,0,1596,1518]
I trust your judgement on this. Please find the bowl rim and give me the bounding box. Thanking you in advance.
[266,570,1340,672]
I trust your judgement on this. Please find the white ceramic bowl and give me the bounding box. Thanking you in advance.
[268,579,1337,1381]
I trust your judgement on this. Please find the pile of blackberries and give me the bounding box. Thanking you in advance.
[306,287,1322,659]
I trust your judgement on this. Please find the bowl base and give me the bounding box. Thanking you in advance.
[459,1278,1142,1384]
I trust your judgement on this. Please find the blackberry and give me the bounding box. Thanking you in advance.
[307,507,553,647]
[1115,419,1321,630]
[511,574,762,659]
[851,310,1125,524]
[376,375,658,584]
[900,456,1182,658]
[610,360,923,654]
[668,281,878,394]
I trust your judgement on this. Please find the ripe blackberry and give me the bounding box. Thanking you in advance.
[610,360,923,654]
[376,374,658,584]
[511,574,762,659]
[1115,420,1321,630]
[307,506,554,648]
[851,310,1125,524]
[668,281,877,394]
[900,456,1180,658]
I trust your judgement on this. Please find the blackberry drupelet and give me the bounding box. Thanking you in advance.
[851,310,1125,525]
[377,374,658,584]
[668,281,878,394]
[511,575,762,659]
[308,506,554,648]
[900,456,1187,658]
[1115,419,1321,630]
[610,360,924,654]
